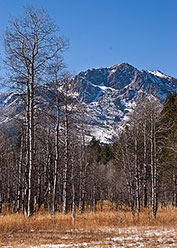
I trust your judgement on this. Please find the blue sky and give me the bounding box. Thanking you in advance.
[1,0,177,77]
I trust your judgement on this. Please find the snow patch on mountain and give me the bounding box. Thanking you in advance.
[0,63,177,143]
[89,125,115,143]
[147,70,171,79]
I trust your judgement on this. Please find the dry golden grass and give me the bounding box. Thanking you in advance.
[1,203,177,247]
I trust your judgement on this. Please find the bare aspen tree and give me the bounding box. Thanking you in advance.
[4,6,67,216]
[79,124,88,214]
[44,109,53,212]
[53,85,60,213]
[134,130,140,216]
[143,119,148,208]
[121,133,134,217]
[70,140,76,224]
[79,133,85,214]
[17,135,24,213]
[150,102,158,218]
[7,151,11,211]
[48,57,64,213]
[150,110,155,218]
[93,181,97,212]
[62,77,70,214]
[153,111,158,217]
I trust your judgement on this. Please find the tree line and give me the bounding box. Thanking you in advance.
[0,6,176,218]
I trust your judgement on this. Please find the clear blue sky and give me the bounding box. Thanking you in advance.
[1,0,177,77]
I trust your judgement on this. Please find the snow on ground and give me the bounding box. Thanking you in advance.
[28,226,177,248]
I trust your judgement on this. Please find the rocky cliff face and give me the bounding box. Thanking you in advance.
[73,63,177,142]
[0,63,177,142]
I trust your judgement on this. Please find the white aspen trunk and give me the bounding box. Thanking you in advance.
[48,181,52,213]
[150,111,155,218]
[63,103,69,214]
[130,182,134,217]
[71,144,75,224]
[44,113,51,210]
[27,75,34,217]
[52,135,58,212]
[150,111,158,218]
[72,182,75,224]
[153,118,158,217]
[47,113,52,212]
[47,153,52,211]
[135,135,140,216]
[79,131,87,214]
[24,84,30,216]
[17,135,23,213]
[79,170,83,213]
[93,183,96,212]
[79,128,84,214]
[58,175,62,212]
[43,155,48,209]
[79,147,84,214]
[143,120,147,208]
[37,173,41,211]
[22,176,26,214]
[81,162,88,212]
[34,196,37,215]
[13,200,16,213]
[52,98,60,212]
[161,182,164,208]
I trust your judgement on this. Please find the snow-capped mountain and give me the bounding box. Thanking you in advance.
[0,63,177,142]
[74,63,177,142]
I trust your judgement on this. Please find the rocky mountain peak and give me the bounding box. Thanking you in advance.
[0,63,177,143]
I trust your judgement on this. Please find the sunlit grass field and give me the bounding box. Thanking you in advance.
[1,202,177,247]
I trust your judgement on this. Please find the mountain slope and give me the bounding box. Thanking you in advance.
[0,63,177,142]
[73,63,177,142]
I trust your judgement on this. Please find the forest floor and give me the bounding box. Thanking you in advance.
[1,204,177,248]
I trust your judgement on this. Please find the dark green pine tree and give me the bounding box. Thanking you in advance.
[100,144,113,164]
[158,91,177,207]
[89,137,101,163]
[159,91,177,161]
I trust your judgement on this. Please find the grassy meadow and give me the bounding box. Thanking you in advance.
[1,202,177,247]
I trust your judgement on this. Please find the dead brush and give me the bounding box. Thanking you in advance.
[0,203,177,247]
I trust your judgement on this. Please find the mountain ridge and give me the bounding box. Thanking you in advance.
[0,63,177,143]
[73,62,177,142]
